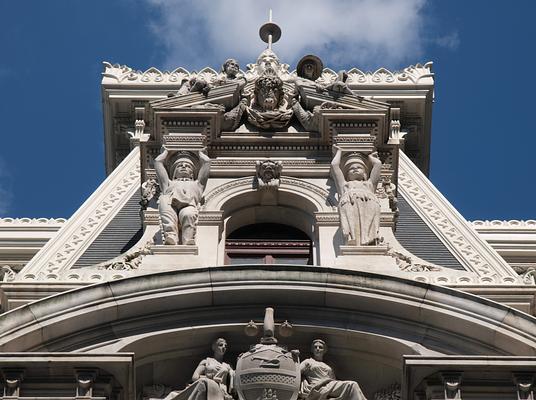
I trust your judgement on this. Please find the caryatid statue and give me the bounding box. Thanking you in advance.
[331,147,381,246]
[154,148,211,245]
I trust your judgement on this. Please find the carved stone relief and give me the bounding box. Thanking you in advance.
[255,160,282,190]
[245,67,293,129]
[147,309,370,400]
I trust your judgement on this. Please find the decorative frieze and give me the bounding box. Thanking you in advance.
[102,62,434,87]
[0,217,66,225]
[472,220,536,228]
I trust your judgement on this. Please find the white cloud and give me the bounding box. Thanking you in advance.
[146,0,429,71]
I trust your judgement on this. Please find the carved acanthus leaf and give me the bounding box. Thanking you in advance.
[387,249,442,272]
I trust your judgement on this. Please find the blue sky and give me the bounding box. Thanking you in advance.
[0,0,534,221]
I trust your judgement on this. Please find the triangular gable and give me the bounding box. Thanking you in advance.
[18,147,141,277]
[298,84,391,111]
[398,151,518,281]
[150,83,241,111]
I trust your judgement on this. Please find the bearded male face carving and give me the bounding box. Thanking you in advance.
[255,71,284,111]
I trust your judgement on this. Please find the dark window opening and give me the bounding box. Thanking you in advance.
[225,223,313,265]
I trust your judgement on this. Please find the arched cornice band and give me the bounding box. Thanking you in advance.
[0,267,535,356]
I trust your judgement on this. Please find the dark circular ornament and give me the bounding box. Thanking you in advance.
[297,54,324,81]
[259,22,282,44]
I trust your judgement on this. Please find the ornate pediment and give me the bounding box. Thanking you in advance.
[140,48,396,156]
[150,82,242,111]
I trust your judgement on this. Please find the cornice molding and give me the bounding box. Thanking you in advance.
[398,151,520,282]
[18,147,141,277]
[472,220,536,229]
[101,61,434,87]
[0,218,66,225]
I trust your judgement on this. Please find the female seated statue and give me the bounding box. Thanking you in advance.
[300,339,367,400]
[159,338,234,400]
[330,147,382,246]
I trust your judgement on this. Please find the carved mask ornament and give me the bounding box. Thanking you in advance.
[255,68,284,111]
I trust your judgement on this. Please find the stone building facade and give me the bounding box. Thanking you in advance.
[1,27,536,400]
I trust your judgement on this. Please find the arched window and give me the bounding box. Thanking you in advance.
[225,223,313,265]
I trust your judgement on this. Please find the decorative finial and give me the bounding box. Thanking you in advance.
[260,307,278,344]
[259,9,281,50]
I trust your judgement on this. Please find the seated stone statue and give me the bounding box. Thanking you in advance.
[300,339,367,400]
[154,148,210,245]
[330,147,381,246]
[154,338,234,400]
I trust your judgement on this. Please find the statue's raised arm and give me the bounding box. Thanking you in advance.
[154,148,171,194]
[197,149,211,189]
[330,147,346,196]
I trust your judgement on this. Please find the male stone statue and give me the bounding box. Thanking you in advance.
[154,148,211,245]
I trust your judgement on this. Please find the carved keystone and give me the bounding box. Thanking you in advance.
[513,373,535,400]
[440,372,462,400]
[1,368,24,398]
[75,369,98,398]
